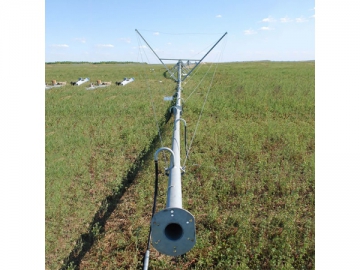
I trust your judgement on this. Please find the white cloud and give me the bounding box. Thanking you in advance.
[261,16,276,23]
[133,45,147,49]
[96,44,114,48]
[260,27,272,31]
[216,15,222,18]
[153,32,160,36]
[51,44,69,48]
[167,42,172,45]
[119,38,131,43]
[295,17,308,23]
[310,14,315,19]
[280,16,292,23]
[75,38,86,43]
[244,29,257,35]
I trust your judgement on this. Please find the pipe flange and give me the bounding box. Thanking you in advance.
[151,208,196,256]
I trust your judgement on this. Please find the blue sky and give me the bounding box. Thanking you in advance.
[45,0,315,62]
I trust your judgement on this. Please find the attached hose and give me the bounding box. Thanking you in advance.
[184,124,188,160]
[143,160,159,270]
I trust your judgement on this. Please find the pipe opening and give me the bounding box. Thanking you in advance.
[164,223,183,241]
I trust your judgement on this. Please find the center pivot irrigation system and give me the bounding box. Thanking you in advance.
[135,29,227,269]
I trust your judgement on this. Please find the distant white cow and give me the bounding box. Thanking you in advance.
[116,77,134,86]
[70,78,89,86]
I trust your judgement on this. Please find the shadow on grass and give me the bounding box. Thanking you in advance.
[61,107,173,270]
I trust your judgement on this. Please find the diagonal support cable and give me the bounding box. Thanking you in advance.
[135,29,177,81]
[182,32,227,81]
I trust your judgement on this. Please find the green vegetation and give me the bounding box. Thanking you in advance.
[45,63,173,269]
[45,61,144,65]
[46,61,314,269]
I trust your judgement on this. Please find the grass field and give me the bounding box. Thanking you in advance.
[46,61,314,269]
[45,63,175,269]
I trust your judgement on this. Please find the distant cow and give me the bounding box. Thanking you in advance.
[49,80,66,86]
[95,80,111,86]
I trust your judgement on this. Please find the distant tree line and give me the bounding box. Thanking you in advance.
[45,61,147,64]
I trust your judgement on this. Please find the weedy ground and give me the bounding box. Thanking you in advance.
[46,63,174,269]
[46,61,314,269]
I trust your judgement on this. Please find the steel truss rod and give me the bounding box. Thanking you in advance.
[182,32,227,81]
[135,29,177,81]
